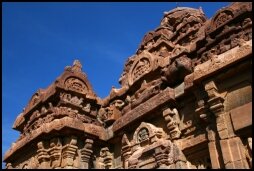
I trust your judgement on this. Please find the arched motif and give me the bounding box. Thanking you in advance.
[128,51,156,86]
[64,77,88,94]
[206,9,234,34]
[132,122,167,145]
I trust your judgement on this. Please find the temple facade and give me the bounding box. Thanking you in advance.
[3,2,252,169]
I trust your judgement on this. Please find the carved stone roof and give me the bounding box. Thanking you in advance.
[3,3,252,169]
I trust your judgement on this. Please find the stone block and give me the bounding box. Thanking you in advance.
[230,102,252,131]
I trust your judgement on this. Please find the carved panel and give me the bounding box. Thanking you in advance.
[130,57,151,85]
[127,50,158,87]
[64,77,88,94]
[122,122,196,169]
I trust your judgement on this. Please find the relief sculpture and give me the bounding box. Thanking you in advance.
[3,2,252,169]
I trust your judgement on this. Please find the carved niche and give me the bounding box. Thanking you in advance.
[128,51,157,86]
[121,122,195,169]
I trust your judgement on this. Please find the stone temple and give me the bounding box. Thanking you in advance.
[3,2,252,169]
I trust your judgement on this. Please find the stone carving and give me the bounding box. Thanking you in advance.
[3,2,252,169]
[37,141,50,169]
[31,93,40,106]
[97,100,123,126]
[199,2,252,63]
[65,59,82,72]
[49,137,62,168]
[121,134,132,169]
[162,108,181,140]
[6,163,13,169]
[60,92,84,106]
[65,77,88,94]
[162,54,192,86]
[119,55,135,86]
[61,136,78,168]
[97,107,116,126]
[138,128,149,143]
[131,79,161,109]
[130,57,151,85]
[111,99,125,110]
[97,147,113,169]
[122,122,195,169]
[12,111,25,130]
[80,139,94,169]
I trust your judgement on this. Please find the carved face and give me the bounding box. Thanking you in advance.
[100,148,109,157]
[138,128,149,142]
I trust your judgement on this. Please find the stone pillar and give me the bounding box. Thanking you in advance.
[49,137,62,168]
[193,87,223,169]
[61,135,78,168]
[121,134,132,169]
[97,147,113,169]
[80,139,94,169]
[37,141,50,169]
[204,80,249,169]
[219,137,249,168]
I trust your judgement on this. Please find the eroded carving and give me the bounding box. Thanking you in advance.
[61,136,78,168]
[49,137,62,168]
[37,141,50,169]
[122,122,195,169]
[65,77,88,94]
[163,108,181,140]
[4,2,252,169]
[97,147,113,169]
[80,139,94,169]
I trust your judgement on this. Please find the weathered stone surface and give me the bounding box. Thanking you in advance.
[230,102,252,131]
[3,2,252,169]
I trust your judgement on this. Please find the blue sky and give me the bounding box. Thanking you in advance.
[2,2,230,168]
